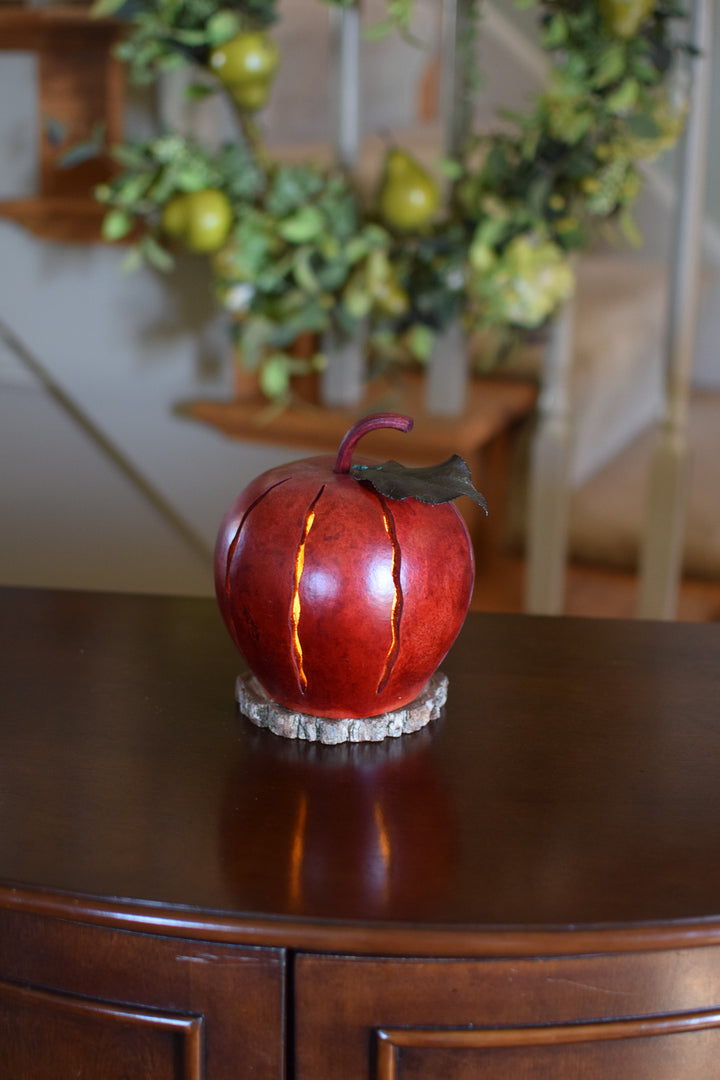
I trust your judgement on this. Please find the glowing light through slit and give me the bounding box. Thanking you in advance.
[291,488,324,693]
[377,496,403,693]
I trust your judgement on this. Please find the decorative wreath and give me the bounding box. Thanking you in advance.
[92,0,688,401]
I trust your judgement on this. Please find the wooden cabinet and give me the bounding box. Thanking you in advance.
[2,587,720,1077]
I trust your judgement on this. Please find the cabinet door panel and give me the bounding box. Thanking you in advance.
[295,950,720,1078]
[0,908,285,1079]
[0,980,203,1080]
[375,1012,720,1079]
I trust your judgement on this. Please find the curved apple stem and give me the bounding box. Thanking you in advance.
[334,413,414,474]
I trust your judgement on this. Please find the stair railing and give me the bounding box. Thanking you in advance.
[637,0,713,619]
[525,0,712,618]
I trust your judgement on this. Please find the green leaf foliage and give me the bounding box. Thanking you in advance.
[141,234,176,272]
[91,0,127,16]
[206,9,242,45]
[102,209,133,242]
[277,206,325,244]
[259,353,291,398]
[93,0,689,399]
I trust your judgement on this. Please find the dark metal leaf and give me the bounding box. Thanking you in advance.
[351,455,488,512]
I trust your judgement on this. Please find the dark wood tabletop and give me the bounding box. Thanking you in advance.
[2,585,720,955]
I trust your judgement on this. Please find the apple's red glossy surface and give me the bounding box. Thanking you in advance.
[214,416,475,720]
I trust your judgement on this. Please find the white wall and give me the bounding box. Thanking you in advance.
[0,222,307,595]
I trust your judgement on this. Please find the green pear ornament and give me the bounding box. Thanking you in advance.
[210,30,279,111]
[598,0,654,38]
[378,148,440,231]
[160,188,233,254]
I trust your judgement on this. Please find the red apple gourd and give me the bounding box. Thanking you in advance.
[214,413,480,720]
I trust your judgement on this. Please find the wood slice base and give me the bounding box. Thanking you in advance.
[235,672,448,744]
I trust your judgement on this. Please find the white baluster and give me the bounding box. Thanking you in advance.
[156,68,222,152]
[425,321,469,416]
[423,0,473,417]
[329,2,361,169]
[440,0,472,158]
[637,0,712,619]
[320,325,367,408]
[322,1,364,408]
[524,300,576,615]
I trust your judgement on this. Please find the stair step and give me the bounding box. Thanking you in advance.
[568,255,670,485]
[567,390,720,580]
[501,254,701,561]
[497,254,670,486]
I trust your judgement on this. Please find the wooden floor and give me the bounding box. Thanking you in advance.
[472,553,720,622]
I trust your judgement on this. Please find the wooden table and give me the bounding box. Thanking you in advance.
[2,586,720,1077]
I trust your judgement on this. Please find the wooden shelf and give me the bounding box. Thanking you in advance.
[0,195,108,243]
[0,5,115,44]
[179,371,536,463]
[179,370,538,560]
[0,6,124,243]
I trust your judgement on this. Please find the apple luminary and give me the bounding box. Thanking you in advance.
[215,413,486,723]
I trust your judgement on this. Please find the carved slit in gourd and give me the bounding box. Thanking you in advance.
[224,477,291,598]
[376,493,403,694]
[290,486,325,694]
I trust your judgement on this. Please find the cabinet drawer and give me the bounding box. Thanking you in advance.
[295,949,720,1079]
[0,908,285,1079]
